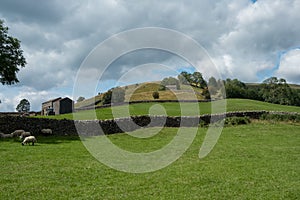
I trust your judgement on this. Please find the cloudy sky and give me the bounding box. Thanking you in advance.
[0,0,300,111]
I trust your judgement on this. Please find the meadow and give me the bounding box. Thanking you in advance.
[1,122,299,199]
[40,99,300,120]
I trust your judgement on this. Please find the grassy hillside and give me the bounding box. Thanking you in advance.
[41,99,300,120]
[75,82,205,109]
[1,122,299,199]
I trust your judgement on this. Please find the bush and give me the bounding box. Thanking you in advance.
[152,91,159,99]
[225,117,250,126]
[102,87,125,105]
[260,113,300,123]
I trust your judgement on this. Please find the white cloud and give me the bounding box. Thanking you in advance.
[275,49,300,84]
[1,0,300,111]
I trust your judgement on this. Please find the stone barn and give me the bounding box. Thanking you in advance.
[42,97,74,115]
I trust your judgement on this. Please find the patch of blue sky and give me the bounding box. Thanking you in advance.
[256,46,300,81]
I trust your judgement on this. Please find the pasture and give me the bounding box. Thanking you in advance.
[1,122,299,199]
[39,99,300,120]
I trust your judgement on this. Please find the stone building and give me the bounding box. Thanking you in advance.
[41,97,74,115]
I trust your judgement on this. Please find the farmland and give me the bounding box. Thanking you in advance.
[0,122,299,199]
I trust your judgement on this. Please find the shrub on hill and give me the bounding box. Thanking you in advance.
[152,91,160,99]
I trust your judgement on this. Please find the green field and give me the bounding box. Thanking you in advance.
[40,99,300,120]
[1,122,299,199]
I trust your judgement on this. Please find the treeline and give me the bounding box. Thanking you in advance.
[223,77,300,106]
[98,71,300,107]
[173,71,300,106]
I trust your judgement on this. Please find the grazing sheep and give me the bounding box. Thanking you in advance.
[19,132,31,140]
[0,133,13,138]
[41,129,53,135]
[22,136,37,146]
[11,130,25,137]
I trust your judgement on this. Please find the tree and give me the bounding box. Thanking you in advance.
[191,72,207,88]
[77,96,85,102]
[208,76,218,88]
[260,77,294,105]
[16,99,30,112]
[102,87,125,105]
[0,20,26,85]
[178,71,191,85]
[161,77,180,90]
[224,78,247,98]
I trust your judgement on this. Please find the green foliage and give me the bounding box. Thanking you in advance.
[76,96,85,102]
[225,116,250,126]
[16,98,30,112]
[201,87,211,99]
[260,77,299,105]
[224,77,300,106]
[0,20,26,85]
[161,77,180,90]
[178,71,207,88]
[152,91,160,99]
[224,78,248,98]
[103,87,125,105]
[208,76,218,88]
[177,71,190,85]
[260,113,300,123]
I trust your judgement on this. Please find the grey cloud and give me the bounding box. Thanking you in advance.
[1,0,300,95]
[0,0,71,24]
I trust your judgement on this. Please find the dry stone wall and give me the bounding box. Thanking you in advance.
[0,111,270,136]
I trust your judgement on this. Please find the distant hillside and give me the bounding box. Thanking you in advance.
[75,80,300,109]
[75,82,209,109]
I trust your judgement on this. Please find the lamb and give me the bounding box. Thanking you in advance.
[11,130,25,137]
[19,132,31,140]
[41,128,53,135]
[22,136,37,146]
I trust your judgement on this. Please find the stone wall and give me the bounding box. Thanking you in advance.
[0,111,280,137]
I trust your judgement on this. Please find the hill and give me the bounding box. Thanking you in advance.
[75,81,206,109]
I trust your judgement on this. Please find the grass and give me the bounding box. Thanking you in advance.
[39,99,300,120]
[1,122,299,199]
[74,82,205,108]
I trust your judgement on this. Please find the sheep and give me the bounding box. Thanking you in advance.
[41,128,53,136]
[22,136,37,146]
[19,132,31,140]
[11,130,25,137]
[0,133,13,138]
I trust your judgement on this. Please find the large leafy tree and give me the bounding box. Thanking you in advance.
[16,99,30,112]
[0,20,26,85]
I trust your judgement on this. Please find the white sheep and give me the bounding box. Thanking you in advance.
[19,132,31,140]
[41,129,53,135]
[0,133,13,138]
[22,136,37,146]
[11,130,25,137]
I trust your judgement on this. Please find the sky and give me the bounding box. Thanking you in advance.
[0,0,300,111]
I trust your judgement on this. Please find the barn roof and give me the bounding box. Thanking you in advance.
[42,97,62,104]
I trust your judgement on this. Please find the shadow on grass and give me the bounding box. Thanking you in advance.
[36,135,81,144]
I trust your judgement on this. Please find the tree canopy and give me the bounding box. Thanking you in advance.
[178,71,207,88]
[16,99,30,112]
[102,87,125,105]
[0,20,26,85]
